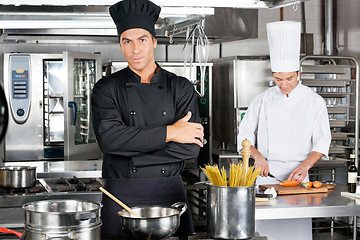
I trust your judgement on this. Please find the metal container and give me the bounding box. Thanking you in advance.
[207,184,255,239]
[23,200,102,240]
[0,166,36,188]
[119,202,187,240]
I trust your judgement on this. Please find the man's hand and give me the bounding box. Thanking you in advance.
[287,151,324,182]
[287,165,309,182]
[254,156,269,177]
[250,145,269,177]
[166,111,204,147]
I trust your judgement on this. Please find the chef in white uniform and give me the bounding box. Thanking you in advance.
[237,21,331,240]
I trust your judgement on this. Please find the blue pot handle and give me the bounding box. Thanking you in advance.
[68,101,77,126]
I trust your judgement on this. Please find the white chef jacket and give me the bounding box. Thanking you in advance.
[237,82,331,240]
[237,82,331,162]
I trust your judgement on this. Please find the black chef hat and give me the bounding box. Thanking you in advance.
[109,0,161,39]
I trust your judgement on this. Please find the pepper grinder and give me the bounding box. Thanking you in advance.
[241,139,251,173]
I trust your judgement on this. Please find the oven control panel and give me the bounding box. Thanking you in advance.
[9,55,31,124]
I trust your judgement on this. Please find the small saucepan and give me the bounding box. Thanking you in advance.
[118,202,187,240]
[0,166,36,188]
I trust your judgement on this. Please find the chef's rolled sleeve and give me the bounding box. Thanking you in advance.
[312,99,332,157]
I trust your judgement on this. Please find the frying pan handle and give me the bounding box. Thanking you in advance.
[171,202,187,216]
[0,85,9,144]
[0,227,23,239]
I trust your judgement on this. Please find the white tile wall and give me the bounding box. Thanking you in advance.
[337,0,360,59]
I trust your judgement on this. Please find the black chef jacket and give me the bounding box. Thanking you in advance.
[91,64,201,178]
[92,64,200,238]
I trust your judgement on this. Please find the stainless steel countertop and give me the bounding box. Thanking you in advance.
[255,185,360,220]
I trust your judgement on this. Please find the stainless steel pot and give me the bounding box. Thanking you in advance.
[119,202,187,240]
[23,200,102,240]
[207,184,255,239]
[0,166,36,188]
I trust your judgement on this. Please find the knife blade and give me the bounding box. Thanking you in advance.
[268,173,283,183]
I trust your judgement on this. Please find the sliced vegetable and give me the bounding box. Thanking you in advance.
[313,181,323,188]
[302,182,313,188]
[279,180,300,187]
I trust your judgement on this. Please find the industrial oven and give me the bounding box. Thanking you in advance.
[2,52,102,162]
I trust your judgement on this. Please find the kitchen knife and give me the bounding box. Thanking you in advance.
[268,173,283,183]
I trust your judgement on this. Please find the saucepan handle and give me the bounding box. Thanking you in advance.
[0,227,23,239]
[45,232,78,240]
[171,202,187,216]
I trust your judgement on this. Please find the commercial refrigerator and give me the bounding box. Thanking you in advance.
[212,56,271,152]
[2,52,102,162]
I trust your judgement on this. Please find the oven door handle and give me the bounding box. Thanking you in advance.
[68,101,77,126]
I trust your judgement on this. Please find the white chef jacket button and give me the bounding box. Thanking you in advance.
[162,111,167,116]
[126,83,131,88]
[132,168,137,173]
[130,111,136,115]
[161,168,166,174]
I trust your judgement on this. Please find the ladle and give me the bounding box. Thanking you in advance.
[99,187,141,218]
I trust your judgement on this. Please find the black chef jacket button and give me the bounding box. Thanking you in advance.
[132,168,137,173]
[162,111,167,116]
[158,86,163,89]
[161,168,166,174]
[130,111,136,115]
[126,83,131,88]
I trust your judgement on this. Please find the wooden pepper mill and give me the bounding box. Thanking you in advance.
[241,139,251,174]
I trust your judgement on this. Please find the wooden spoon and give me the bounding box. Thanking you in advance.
[99,187,141,218]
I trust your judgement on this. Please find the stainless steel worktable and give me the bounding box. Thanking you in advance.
[255,185,360,220]
[255,184,360,239]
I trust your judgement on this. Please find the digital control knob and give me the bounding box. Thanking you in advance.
[16,108,25,117]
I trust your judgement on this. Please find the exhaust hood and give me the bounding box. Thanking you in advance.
[0,0,305,8]
[0,0,306,44]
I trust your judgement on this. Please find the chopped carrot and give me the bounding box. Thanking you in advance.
[313,181,323,188]
[279,180,300,187]
[302,182,313,188]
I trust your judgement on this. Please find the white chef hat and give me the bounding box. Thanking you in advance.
[267,21,301,73]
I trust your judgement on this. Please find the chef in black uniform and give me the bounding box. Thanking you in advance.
[91,0,203,238]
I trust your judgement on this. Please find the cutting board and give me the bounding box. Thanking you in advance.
[259,183,334,195]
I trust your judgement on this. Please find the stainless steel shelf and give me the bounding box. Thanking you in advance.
[327,106,352,114]
[331,132,355,141]
[301,65,353,74]
[301,79,350,87]
[318,92,352,98]
[329,120,354,128]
